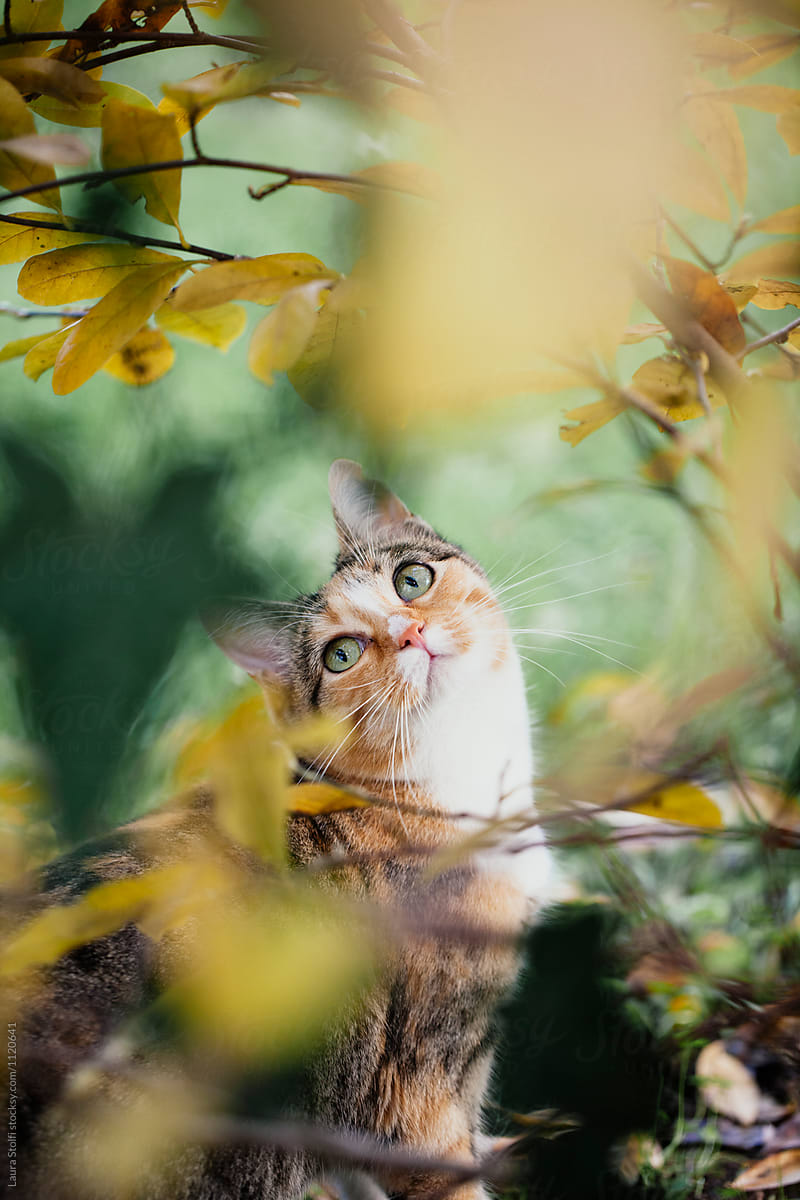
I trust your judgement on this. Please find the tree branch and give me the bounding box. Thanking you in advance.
[0,301,87,318]
[738,313,800,358]
[361,0,441,88]
[0,212,234,261]
[0,27,265,53]
[0,157,386,207]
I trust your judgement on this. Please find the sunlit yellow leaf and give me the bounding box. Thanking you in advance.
[173,892,374,1064]
[18,244,184,304]
[0,329,59,362]
[101,99,184,234]
[23,322,73,379]
[155,299,246,349]
[687,32,757,70]
[0,133,90,165]
[751,204,800,234]
[728,32,800,79]
[0,212,94,264]
[724,242,800,284]
[733,1151,800,1192]
[627,777,722,827]
[777,107,800,154]
[30,81,154,128]
[0,0,63,59]
[248,282,325,385]
[288,782,368,815]
[170,253,338,311]
[0,57,104,106]
[684,90,748,208]
[559,394,626,446]
[750,278,800,309]
[103,326,175,385]
[52,261,187,394]
[0,76,59,210]
[161,58,289,118]
[632,356,727,419]
[713,85,800,114]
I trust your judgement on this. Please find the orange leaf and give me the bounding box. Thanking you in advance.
[664,257,745,353]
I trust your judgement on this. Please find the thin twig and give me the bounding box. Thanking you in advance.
[0,27,264,52]
[180,0,199,37]
[0,212,234,261]
[659,207,717,273]
[738,314,800,358]
[3,0,12,38]
[0,302,87,319]
[687,353,712,416]
[0,157,385,207]
[366,67,428,91]
[361,0,441,88]
[363,39,413,67]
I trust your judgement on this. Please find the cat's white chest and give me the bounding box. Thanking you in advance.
[409,654,555,909]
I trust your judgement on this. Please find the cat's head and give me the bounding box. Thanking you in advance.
[207,461,515,784]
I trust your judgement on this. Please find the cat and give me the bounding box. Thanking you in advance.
[11,460,553,1200]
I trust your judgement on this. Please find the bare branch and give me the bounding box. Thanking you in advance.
[0,27,264,54]
[0,157,388,208]
[0,212,234,261]
[738,314,800,358]
[361,0,441,87]
[366,67,428,91]
[0,301,87,319]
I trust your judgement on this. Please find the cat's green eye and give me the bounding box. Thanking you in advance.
[324,636,363,673]
[394,563,434,602]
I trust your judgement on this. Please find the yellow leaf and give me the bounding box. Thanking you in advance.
[0,329,59,362]
[631,356,727,420]
[724,242,800,284]
[155,299,246,349]
[660,141,729,221]
[559,394,626,446]
[0,0,63,59]
[733,1151,800,1192]
[287,292,363,405]
[0,76,59,211]
[248,282,325,385]
[0,213,94,264]
[0,868,179,977]
[29,81,154,128]
[719,281,759,311]
[103,326,175,385]
[687,32,757,71]
[777,107,800,154]
[23,322,73,379]
[101,99,183,234]
[382,85,438,123]
[684,92,748,208]
[52,261,188,394]
[0,133,90,165]
[713,85,800,114]
[174,693,289,863]
[0,57,104,106]
[751,204,800,234]
[161,59,287,117]
[288,782,368,815]
[17,244,184,304]
[627,778,722,827]
[170,253,338,311]
[750,278,800,309]
[728,32,800,79]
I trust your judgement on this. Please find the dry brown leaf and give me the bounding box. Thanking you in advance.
[733,1149,800,1190]
[696,1040,761,1126]
[665,257,746,352]
[684,89,748,209]
[750,278,800,309]
[751,204,800,234]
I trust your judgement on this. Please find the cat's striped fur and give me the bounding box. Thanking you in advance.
[14,461,551,1199]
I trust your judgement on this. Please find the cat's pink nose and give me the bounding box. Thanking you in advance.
[397,620,428,651]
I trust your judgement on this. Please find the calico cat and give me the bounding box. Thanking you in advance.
[12,461,552,1200]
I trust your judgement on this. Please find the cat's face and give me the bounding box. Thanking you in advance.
[209,461,516,786]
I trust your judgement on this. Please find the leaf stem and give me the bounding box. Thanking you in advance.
[0,212,233,260]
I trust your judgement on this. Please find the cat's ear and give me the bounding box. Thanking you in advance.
[203,602,293,684]
[328,459,432,552]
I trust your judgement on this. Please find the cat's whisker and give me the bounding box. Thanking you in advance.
[517,633,639,673]
[490,548,618,600]
[505,627,635,648]
[517,654,567,687]
[488,542,567,593]
[301,682,396,779]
